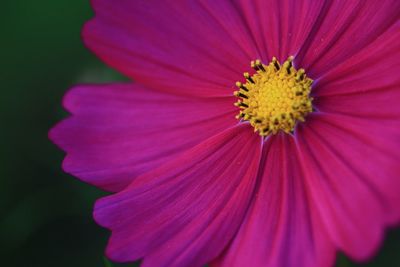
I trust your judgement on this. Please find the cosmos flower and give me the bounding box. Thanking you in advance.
[50,0,400,266]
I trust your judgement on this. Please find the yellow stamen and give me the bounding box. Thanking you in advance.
[234,56,313,136]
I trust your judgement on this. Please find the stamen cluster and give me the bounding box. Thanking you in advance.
[234,57,313,136]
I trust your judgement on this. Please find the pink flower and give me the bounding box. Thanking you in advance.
[50,0,400,267]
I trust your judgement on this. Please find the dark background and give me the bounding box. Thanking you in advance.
[0,1,399,266]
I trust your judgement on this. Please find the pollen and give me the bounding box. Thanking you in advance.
[234,56,313,136]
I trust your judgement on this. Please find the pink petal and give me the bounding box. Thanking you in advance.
[94,124,262,266]
[84,0,261,97]
[296,0,400,78]
[313,19,400,99]
[49,83,237,192]
[314,85,400,119]
[296,113,400,261]
[237,0,327,62]
[213,134,335,267]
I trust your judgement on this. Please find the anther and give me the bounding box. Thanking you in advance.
[244,72,255,83]
[286,66,291,75]
[296,69,305,80]
[262,127,270,134]
[234,91,248,99]
[234,101,249,108]
[251,61,259,71]
[272,57,280,70]
[235,112,245,119]
[255,60,265,72]
[235,82,249,91]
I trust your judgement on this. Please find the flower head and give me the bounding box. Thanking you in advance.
[234,56,313,135]
[50,1,400,267]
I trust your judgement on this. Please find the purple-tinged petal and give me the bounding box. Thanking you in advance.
[49,83,237,192]
[213,134,335,267]
[84,0,260,97]
[236,0,326,62]
[314,86,400,120]
[312,20,400,98]
[94,124,262,266]
[296,0,400,79]
[296,113,400,261]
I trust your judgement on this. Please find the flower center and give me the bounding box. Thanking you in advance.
[234,56,313,136]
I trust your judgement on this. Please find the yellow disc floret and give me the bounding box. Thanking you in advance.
[234,56,313,136]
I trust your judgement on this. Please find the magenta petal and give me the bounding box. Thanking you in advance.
[94,124,262,266]
[236,0,327,62]
[213,134,335,267]
[313,29,400,118]
[84,0,260,97]
[314,85,400,119]
[296,113,400,261]
[49,83,237,192]
[296,0,400,78]
[313,20,400,99]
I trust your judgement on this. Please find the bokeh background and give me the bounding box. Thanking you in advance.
[1,1,399,267]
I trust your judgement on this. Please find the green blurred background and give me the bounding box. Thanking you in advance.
[0,1,399,266]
